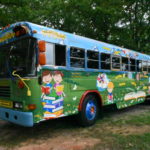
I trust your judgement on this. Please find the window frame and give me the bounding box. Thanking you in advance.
[55,44,66,66]
[129,58,136,72]
[121,57,129,71]
[142,61,148,72]
[111,55,121,71]
[100,53,111,70]
[70,47,85,68]
[87,50,99,69]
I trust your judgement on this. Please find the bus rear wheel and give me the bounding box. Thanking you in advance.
[78,94,99,126]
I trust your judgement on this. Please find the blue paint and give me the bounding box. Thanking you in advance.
[0,22,149,62]
[85,100,96,121]
[0,108,33,127]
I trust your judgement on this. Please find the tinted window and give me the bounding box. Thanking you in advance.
[112,56,121,70]
[70,47,84,58]
[87,51,99,60]
[142,61,148,72]
[148,62,150,73]
[0,38,36,78]
[55,44,66,66]
[101,53,111,70]
[87,50,99,69]
[122,57,129,71]
[130,58,136,71]
[70,47,85,68]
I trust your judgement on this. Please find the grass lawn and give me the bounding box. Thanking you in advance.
[0,103,150,150]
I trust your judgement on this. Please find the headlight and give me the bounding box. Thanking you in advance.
[13,102,23,109]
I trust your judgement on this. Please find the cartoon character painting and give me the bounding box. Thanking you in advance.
[41,70,65,119]
[97,73,109,91]
[107,82,114,102]
[53,71,64,97]
[41,71,53,95]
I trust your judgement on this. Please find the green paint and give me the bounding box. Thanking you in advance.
[0,68,149,125]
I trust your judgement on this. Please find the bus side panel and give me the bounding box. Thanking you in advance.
[38,69,150,122]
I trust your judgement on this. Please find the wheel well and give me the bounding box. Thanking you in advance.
[78,90,103,111]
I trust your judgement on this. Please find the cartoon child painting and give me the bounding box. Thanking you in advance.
[97,73,109,91]
[107,82,114,102]
[53,71,64,97]
[41,70,65,119]
[41,70,53,96]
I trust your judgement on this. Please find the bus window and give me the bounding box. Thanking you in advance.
[101,53,111,70]
[122,57,129,71]
[137,60,142,72]
[46,43,66,66]
[130,58,136,72]
[70,47,85,68]
[87,50,99,69]
[112,56,121,70]
[55,44,66,66]
[45,43,55,65]
[148,62,150,73]
[142,61,148,72]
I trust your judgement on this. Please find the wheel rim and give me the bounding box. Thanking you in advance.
[85,100,96,120]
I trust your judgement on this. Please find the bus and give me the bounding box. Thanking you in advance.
[0,22,150,127]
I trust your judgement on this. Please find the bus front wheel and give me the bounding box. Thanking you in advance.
[78,94,99,126]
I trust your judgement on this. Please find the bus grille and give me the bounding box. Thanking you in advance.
[0,86,10,98]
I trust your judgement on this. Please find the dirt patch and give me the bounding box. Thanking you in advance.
[105,125,150,136]
[16,136,100,150]
[0,147,7,150]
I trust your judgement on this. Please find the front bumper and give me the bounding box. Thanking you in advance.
[0,107,33,127]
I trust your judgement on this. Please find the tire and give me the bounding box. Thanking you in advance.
[144,96,150,104]
[78,94,99,127]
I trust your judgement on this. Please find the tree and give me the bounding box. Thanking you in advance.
[0,0,149,54]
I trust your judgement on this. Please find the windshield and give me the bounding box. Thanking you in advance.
[0,38,37,78]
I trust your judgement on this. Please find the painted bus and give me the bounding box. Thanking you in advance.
[0,22,150,127]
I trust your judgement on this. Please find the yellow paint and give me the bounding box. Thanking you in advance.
[56,85,64,93]
[102,47,111,51]
[123,74,126,78]
[115,75,123,79]
[41,30,66,39]
[0,100,13,108]
[114,51,121,55]
[119,83,126,86]
[44,110,63,117]
[72,76,81,78]
[143,86,147,90]
[144,76,148,78]
[34,115,41,118]
[42,102,46,106]
[131,82,136,86]
[0,32,15,43]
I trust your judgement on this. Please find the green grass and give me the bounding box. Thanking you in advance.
[1,104,150,150]
[86,105,150,150]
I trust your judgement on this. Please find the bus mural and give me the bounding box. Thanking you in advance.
[41,70,64,119]
[0,22,149,127]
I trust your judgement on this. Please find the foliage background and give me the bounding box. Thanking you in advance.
[0,0,149,54]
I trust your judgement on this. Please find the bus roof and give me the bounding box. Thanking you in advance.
[0,21,150,61]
